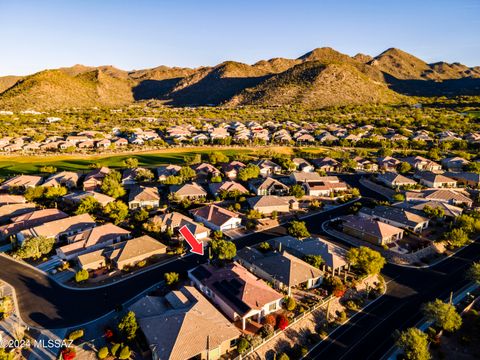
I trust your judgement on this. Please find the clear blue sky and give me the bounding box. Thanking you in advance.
[0,0,478,76]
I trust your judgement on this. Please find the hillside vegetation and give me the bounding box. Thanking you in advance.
[0,47,479,110]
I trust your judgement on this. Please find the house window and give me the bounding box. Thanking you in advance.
[268,302,276,311]
[230,339,237,347]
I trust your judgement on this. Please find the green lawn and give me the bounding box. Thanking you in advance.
[0,148,255,178]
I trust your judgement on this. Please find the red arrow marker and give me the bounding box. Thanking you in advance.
[179,225,204,255]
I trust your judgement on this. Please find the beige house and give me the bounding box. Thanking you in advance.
[17,213,96,244]
[148,212,210,241]
[128,186,160,209]
[189,263,284,330]
[56,223,130,260]
[42,171,80,188]
[342,215,404,246]
[170,183,207,200]
[247,195,298,215]
[0,175,43,190]
[109,235,166,270]
[236,247,323,295]
[131,286,240,360]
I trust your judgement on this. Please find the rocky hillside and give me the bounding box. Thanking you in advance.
[0,47,479,110]
[228,61,401,108]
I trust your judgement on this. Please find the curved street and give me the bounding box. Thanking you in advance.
[1,175,478,360]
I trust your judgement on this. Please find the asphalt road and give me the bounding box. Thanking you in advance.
[1,174,478,360]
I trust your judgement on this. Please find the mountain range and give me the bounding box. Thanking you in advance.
[1,47,479,110]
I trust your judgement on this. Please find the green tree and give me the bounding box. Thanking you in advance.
[467,262,480,283]
[24,186,46,202]
[208,151,229,164]
[75,196,101,215]
[179,166,196,181]
[39,165,57,174]
[97,347,109,359]
[134,208,149,222]
[289,184,305,198]
[237,338,250,354]
[164,272,179,286]
[445,228,469,248]
[398,162,412,174]
[111,343,121,357]
[101,170,126,198]
[392,193,405,202]
[285,296,296,311]
[423,299,462,332]
[346,247,386,275]
[396,328,430,360]
[0,348,15,360]
[286,221,310,238]
[75,269,89,283]
[118,311,138,340]
[304,254,324,268]
[123,157,139,168]
[104,201,129,224]
[466,161,480,174]
[238,164,260,181]
[44,186,67,199]
[211,238,236,260]
[118,346,131,360]
[135,168,154,182]
[15,236,55,260]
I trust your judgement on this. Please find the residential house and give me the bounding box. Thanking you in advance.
[416,172,457,188]
[0,209,68,240]
[377,156,401,172]
[405,189,473,207]
[359,205,429,233]
[341,214,404,246]
[169,183,207,201]
[193,163,221,179]
[0,175,43,190]
[236,247,323,295]
[270,236,348,275]
[130,285,240,360]
[219,161,246,179]
[83,167,110,191]
[249,177,289,196]
[108,235,167,270]
[0,194,26,205]
[0,203,37,222]
[17,213,96,244]
[128,186,160,210]
[149,212,210,241]
[442,157,469,172]
[156,165,182,182]
[303,178,348,197]
[444,172,480,188]
[208,181,248,197]
[62,191,115,207]
[56,223,131,260]
[42,171,79,189]
[353,157,378,172]
[247,196,298,215]
[378,172,417,189]
[253,160,281,177]
[292,158,315,173]
[190,204,242,231]
[290,171,323,184]
[188,263,283,330]
[394,201,463,220]
[404,156,442,172]
[311,157,340,172]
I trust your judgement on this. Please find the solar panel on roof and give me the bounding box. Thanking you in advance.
[230,278,243,290]
[191,266,211,281]
[212,281,250,314]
